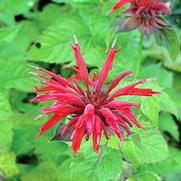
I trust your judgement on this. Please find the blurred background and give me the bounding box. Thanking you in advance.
[0,0,181,180]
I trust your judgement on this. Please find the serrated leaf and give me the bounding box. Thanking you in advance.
[12,113,69,161]
[128,171,160,181]
[139,147,181,177]
[141,95,159,127]
[121,130,169,166]
[28,9,111,64]
[58,147,122,181]
[0,60,35,92]
[28,14,92,63]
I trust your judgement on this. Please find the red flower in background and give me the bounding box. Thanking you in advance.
[110,0,171,36]
[31,35,159,154]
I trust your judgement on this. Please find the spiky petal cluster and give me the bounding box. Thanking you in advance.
[31,36,159,154]
[110,0,171,36]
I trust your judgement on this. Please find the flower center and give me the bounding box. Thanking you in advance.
[84,89,109,109]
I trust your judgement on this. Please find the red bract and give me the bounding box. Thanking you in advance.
[110,0,171,36]
[31,35,160,154]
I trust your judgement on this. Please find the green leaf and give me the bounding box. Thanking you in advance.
[163,89,181,120]
[20,161,58,181]
[0,93,13,151]
[139,63,173,89]
[139,147,181,176]
[28,13,92,63]
[12,113,69,161]
[28,8,111,64]
[58,147,122,181]
[159,112,179,141]
[141,95,160,127]
[127,172,160,181]
[0,59,35,92]
[0,25,21,43]
[35,4,69,31]
[121,129,169,166]
[0,152,19,178]
[154,28,180,62]
[160,91,178,118]
[107,31,142,80]
[0,0,37,25]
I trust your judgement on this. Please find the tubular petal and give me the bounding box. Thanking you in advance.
[110,0,131,14]
[97,48,120,90]
[107,100,140,109]
[42,104,81,114]
[128,88,160,96]
[72,122,87,154]
[61,116,79,136]
[106,70,132,94]
[100,108,124,141]
[71,43,89,88]
[111,78,155,98]
[37,114,63,137]
[39,67,76,90]
[122,108,143,128]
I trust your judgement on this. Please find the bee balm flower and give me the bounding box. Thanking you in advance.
[31,35,159,154]
[110,0,171,36]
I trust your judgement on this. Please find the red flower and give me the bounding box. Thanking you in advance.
[110,0,171,36]
[31,35,159,154]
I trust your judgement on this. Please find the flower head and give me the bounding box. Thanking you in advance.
[110,0,171,36]
[31,35,159,154]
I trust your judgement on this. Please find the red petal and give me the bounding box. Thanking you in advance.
[109,0,131,14]
[106,70,132,94]
[39,67,76,90]
[115,113,131,135]
[72,122,86,154]
[122,108,143,129]
[36,114,63,137]
[30,94,59,102]
[115,112,133,127]
[42,104,81,114]
[129,88,160,96]
[111,78,156,98]
[107,100,140,109]
[84,104,94,115]
[67,74,81,82]
[71,43,89,88]
[73,79,85,96]
[154,3,171,13]
[61,116,79,136]
[92,115,102,152]
[84,104,95,138]
[91,72,98,85]
[33,86,52,92]
[97,48,120,90]
[100,108,124,141]
[56,93,85,106]
[47,82,75,94]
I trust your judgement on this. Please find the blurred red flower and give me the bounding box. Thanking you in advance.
[110,0,171,36]
[31,35,159,154]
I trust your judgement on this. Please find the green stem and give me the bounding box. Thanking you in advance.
[135,34,144,78]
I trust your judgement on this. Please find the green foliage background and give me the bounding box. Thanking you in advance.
[0,0,181,180]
